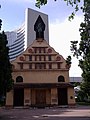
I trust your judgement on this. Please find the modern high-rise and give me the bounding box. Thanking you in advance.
[6,24,25,61]
[6,8,49,61]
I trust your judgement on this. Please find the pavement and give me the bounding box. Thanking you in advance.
[0,105,90,120]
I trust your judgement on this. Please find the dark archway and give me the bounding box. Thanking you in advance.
[58,75,65,82]
[58,88,68,105]
[16,76,23,82]
[13,88,24,106]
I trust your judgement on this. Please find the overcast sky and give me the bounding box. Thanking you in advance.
[0,0,84,77]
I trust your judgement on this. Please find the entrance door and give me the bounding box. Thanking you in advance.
[58,88,68,105]
[13,88,24,106]
[36,89,46,106]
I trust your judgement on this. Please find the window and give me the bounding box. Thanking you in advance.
[58,75,65,82]
[35,56,37,61]
[39,56,41,61]
[43,48,46,53]
[35,63,38,69]
[49,63,52,69]
[42,63,46,69]
[44,63,46,69]
[39,48,41,53]
[35,63,40,69]
[44,56,46,61]
[29,55,32,61]
[35,63,46,69]
[34,48,37,53]
[29,64,32,69]
[48,55,51,61]
[57,63,61,69]
[16,76,23,82]
[20,63,23,69]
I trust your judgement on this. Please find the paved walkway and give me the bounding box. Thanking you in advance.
[0,105,90,120]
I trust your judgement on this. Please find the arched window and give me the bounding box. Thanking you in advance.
[16,76,23,82]
[58,75,65,82]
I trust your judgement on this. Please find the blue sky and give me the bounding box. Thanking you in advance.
[0,0,84,77]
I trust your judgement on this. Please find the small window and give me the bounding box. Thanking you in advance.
[49,63,52,69]
[48,55,51,61]
[44,56,46,61]
[16,76,23,82]
[57,63,61,69]
[35,63,46,69]
[39,56,41,61]
[29,64,32,69]
[34,48,37,53]
[20,63,23,69]
[35,56,37,61]
[35,63,40,69]
[29,55,32,61]
[41,63,46,69]
[39,48,41,53]
[58,75,65,82]
[43,48,46,53]
[43,63,46,69]
[35,64,37,69]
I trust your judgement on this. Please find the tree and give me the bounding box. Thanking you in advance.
[70,0,90,101]
[0,20,13,103]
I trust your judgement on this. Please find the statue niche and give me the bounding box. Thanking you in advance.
[34,15,45,40]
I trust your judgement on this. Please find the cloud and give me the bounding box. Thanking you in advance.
[49,15,84,76]
[49,15,83,56]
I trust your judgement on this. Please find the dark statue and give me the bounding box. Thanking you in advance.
[34,15,45,39]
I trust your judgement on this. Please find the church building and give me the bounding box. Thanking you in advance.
[6,15,75,107]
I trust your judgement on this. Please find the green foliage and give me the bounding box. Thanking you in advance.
[35,0,47,8]
[73,82,80,87]
[66,55,72,65]
[0,29,13,99]
[70,1,90,99]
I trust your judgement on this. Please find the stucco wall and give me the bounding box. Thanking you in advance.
[24,88,31,106]
[51,88,58,105]
[6,90,13,107]
[12,70,69,83]
[67,87,75,105]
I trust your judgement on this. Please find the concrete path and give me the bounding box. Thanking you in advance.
[0,105,90,120]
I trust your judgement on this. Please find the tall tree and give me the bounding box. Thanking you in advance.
[70,0,90,100]
[0,20,13,101]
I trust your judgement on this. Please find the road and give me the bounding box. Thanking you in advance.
[0,106,90,120]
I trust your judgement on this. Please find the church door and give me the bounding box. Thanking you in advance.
[36,89,46,106]
[13,88,24,106]
[58,88,68,105]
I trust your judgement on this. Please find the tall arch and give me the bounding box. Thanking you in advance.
[34,15,45,39]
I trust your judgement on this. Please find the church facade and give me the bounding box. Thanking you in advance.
[6,15,75,107]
